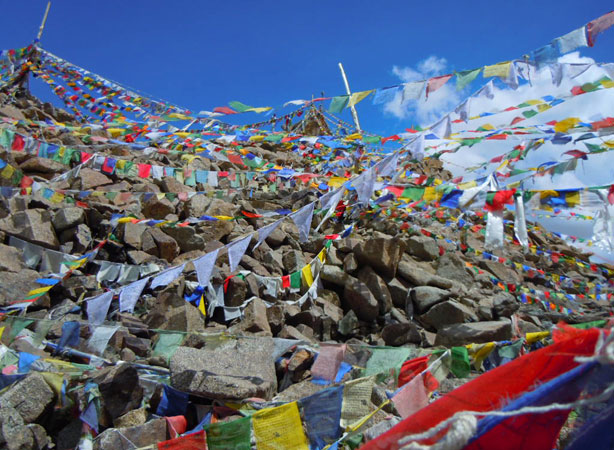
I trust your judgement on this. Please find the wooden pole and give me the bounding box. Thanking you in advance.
[338,62,361,132]
[36,2,52,42]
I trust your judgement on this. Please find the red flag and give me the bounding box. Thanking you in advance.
[281,275,290,289]
[212,106,237,115]
[157,430,206,450]
[607,185,614,205]
[11,134,25,151]
[426,74,453,98]
[484,189,516,212]
[564,149,588,160]
[361,327,602,450]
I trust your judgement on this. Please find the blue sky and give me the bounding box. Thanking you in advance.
[0,1,613,136]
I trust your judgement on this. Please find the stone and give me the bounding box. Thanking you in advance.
[343,252,359,274]
[0,373,54,423]
[397,258,454,289]
[359,266,393,315]
[406,235,439,261]
[52,207,86,232]
[343,278,380,321]
[388,277,411,308]
[170,338,277,400]
[235,298,272,335]
[183,194,210,218]
[162,226,205,253]
[79,168,112,190]
[338,310,359,336]
[113,408,148,429]
[479,259,522,284]
[435,319,513,346]
[0,209,59,249]
[278,325,315,343]
[436,252,474,286]
[122,336,151,357]
[320,264,350,286]
[145,227,180,262]
[492,292,520,318]
[142,196,175,220]
[381,322,422,346]
[0,405,34,450]
[419,300,478,330]
[92,364,144,422]
[225,275,248,307]
[282,249,305,273]
[410,286,451,314]
[19,156,65,174]
[354,237,404,279]
[0,244,26,272]
[93,418,167,450]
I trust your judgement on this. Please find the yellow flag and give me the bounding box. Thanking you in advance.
[252,402,308,450]
[301,264,314,287]
[554,117,580,133]
[526,331,550,344]
[0,164,15,179]
[317,249,327,264]
[482,62,511,79]
[348,90,374,107]
[198,295,207,317]
[467,342,495,371]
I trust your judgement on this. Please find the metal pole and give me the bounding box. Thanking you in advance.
[36,2,52,42]
[338,62,361,132]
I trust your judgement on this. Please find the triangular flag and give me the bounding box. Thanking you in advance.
[455,68,482,90]
[426,74,453,98]
[355,167,376,206]
[316,188,344,232]
[193,248,219,285]
[348,90,373,107]
[290,202,315,243]
[86,291,114,326]
[430,115,451,139]
[475,80,495,100]
[402,81,426,102]
[150,264,185,290]
[455,98,470,122]
[253,219,283,250]
[406,134,425,160]
[227,235,252,272]
[119,277,149,313]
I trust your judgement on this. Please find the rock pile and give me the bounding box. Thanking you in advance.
[0,89,610,449]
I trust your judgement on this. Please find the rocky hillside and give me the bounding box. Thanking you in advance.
[0,88,610,449]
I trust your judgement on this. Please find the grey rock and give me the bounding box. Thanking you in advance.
[410,286,451,314]
[0,209,59,249]
[93,364,144,422]
[320,264,350,286]
[381,322,421,346]
[0,373,54,423]
[354,237,404,279]
[282,249,306,273]
[359,266,393,315]
[436,252,474,286]
[343,252,359,274]
[406,235,439,261]
[170,338,277,400]
[435,319,513,346]
[388,277,411,308]
[419,300,478,330]
[0,244,27,272]
[343,278,380,321]
[162,226,205,253]
[93,418,167,450]
[397,258,453,289]
[338,310,359,336]
[142,196,175,220]
[492,292,520,318]
[52,207,86,232]
[79,168,112,190]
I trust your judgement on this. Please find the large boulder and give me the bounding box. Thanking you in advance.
[170,338,277,400]
[52,207,86,233]
[343,278,380,321]
[354,237,404,279]
[93,418,167,450]
[410,286,451,314]
[0,209,59,249]
[435,319,513,346]
[436,252,474,286]
[405,235,439,261]
[359,266,393,315]
[0,373,54,423]
[419,299,478,330]
[92,364,144,423]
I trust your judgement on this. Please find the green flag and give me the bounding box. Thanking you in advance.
[329,95,349,114]
[205,415,252,450]
[455,68,482,90]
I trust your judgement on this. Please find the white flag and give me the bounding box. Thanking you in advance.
[193,249,219,285]
[119,277,149,313]
[227,235,252,272]
[150,264,185,289]
[253,219,283,250]
[290,202,315,242]
[86,291,114,325]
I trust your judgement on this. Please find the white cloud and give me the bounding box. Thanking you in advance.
[383,56,462,125]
